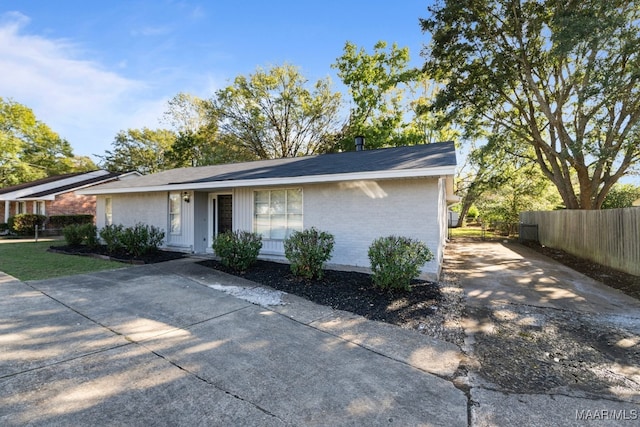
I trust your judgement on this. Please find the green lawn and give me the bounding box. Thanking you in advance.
[449,227,487,238]
[0,241,119,281]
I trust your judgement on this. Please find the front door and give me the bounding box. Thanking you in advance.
[217,194,233,234]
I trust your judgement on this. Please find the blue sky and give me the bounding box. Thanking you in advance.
[1,1,432,162]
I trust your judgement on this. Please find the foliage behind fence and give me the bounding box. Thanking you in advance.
[520,208,640,276]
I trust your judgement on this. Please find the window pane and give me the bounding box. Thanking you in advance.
[271,190,286,214]
[254,214,270,238]
[169,193,181,233]
[254,191,270,215]
[270,214,286,239]
[287,189,302,214]
[105,198,112,225]
[288,214,303,231]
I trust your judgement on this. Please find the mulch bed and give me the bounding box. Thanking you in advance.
[49,245,187,264]
[197,259,443,327]
[521,240,640,300]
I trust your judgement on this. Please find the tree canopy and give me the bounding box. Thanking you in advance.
[0,97,96,187]
[333,41,458,150]
[422,0,640,209]
[98,128,176,174]
[213,64,343,159]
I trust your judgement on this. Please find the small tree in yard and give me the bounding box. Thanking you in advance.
[368,236,433,291]
[284,227,335,280]
[212,230,262,272]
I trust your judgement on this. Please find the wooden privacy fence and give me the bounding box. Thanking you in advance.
[520,208,640,276]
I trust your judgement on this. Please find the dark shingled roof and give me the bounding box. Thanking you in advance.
[186,141,456,183]
[0,172,86,195]
[90,142,456,191]
[25,172,122,197]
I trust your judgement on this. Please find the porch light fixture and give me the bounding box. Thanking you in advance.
[182,192,191,203]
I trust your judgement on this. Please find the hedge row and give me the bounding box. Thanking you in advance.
[213,228,433,290]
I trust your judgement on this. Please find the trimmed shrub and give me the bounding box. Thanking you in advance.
[119,223,165,257]
[8,214,47,235]
[48,214,94,229]
[0,223,9,232]
[99,224,124,254]
[368,236,434,290]
[63,223,99,247]
[284,227,335,280]
[63,224,85,246]
[83,224,100,248]
[99,223,164,256]
[212,230,262,272]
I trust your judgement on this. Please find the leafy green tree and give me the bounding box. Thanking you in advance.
[333,41,458,150]
[213,64,343,159]
[422,0,640,209]
[601,183,640,209]
[0,97,96,186]
[98,128,176,174]
[162,93,255,167]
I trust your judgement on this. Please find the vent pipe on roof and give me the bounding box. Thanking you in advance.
[355,135,365,151]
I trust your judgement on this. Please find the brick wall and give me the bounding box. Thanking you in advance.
[47,192,97,220]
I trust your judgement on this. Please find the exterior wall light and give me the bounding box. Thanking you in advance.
[182,191,191,203]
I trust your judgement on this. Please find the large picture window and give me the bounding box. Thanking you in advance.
[254,188,302,239]
[169,192,181,234]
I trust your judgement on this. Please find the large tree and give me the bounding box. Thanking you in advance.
[213,64,343,159]
[333,41,458,150]
[98,128,176,174]
[422,0,640,209]
[161,93,254,166]
[0,97,95,186]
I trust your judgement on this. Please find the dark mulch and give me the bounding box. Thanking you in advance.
[197,259,443,327]
[521,240,640,300]
[49,244,187,264]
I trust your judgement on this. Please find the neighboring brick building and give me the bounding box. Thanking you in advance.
[0,170,139,226]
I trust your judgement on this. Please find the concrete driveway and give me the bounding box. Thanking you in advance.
[445,240,640,427]
[0,258,465,426]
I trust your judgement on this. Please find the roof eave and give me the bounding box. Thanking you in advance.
[79,166,457,195]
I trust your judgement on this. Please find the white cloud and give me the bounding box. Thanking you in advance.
[0,12,160,159]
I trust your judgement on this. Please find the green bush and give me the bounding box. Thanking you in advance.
[212,230,262,272]
[0,223,9,232]
[48,214,94,229]
[99,223,164,256]
[83,224,100,248]
[367,236,434,291]
[8,214,47,235]
[284,227,335,279]
[99,224,124,254]
[118,223,165,257]
[63,224,85,246]
[63,223,99,247]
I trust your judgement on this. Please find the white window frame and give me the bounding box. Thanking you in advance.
[169,192,182,235]
[34,201,45,216]
[253,188,303,240]
[16,201,26,215]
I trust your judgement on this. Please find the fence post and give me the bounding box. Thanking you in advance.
[35,225,39,242]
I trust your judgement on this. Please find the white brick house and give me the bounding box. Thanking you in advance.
[80,142,458,279]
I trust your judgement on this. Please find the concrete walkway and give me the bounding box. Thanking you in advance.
[0,258,465,426]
